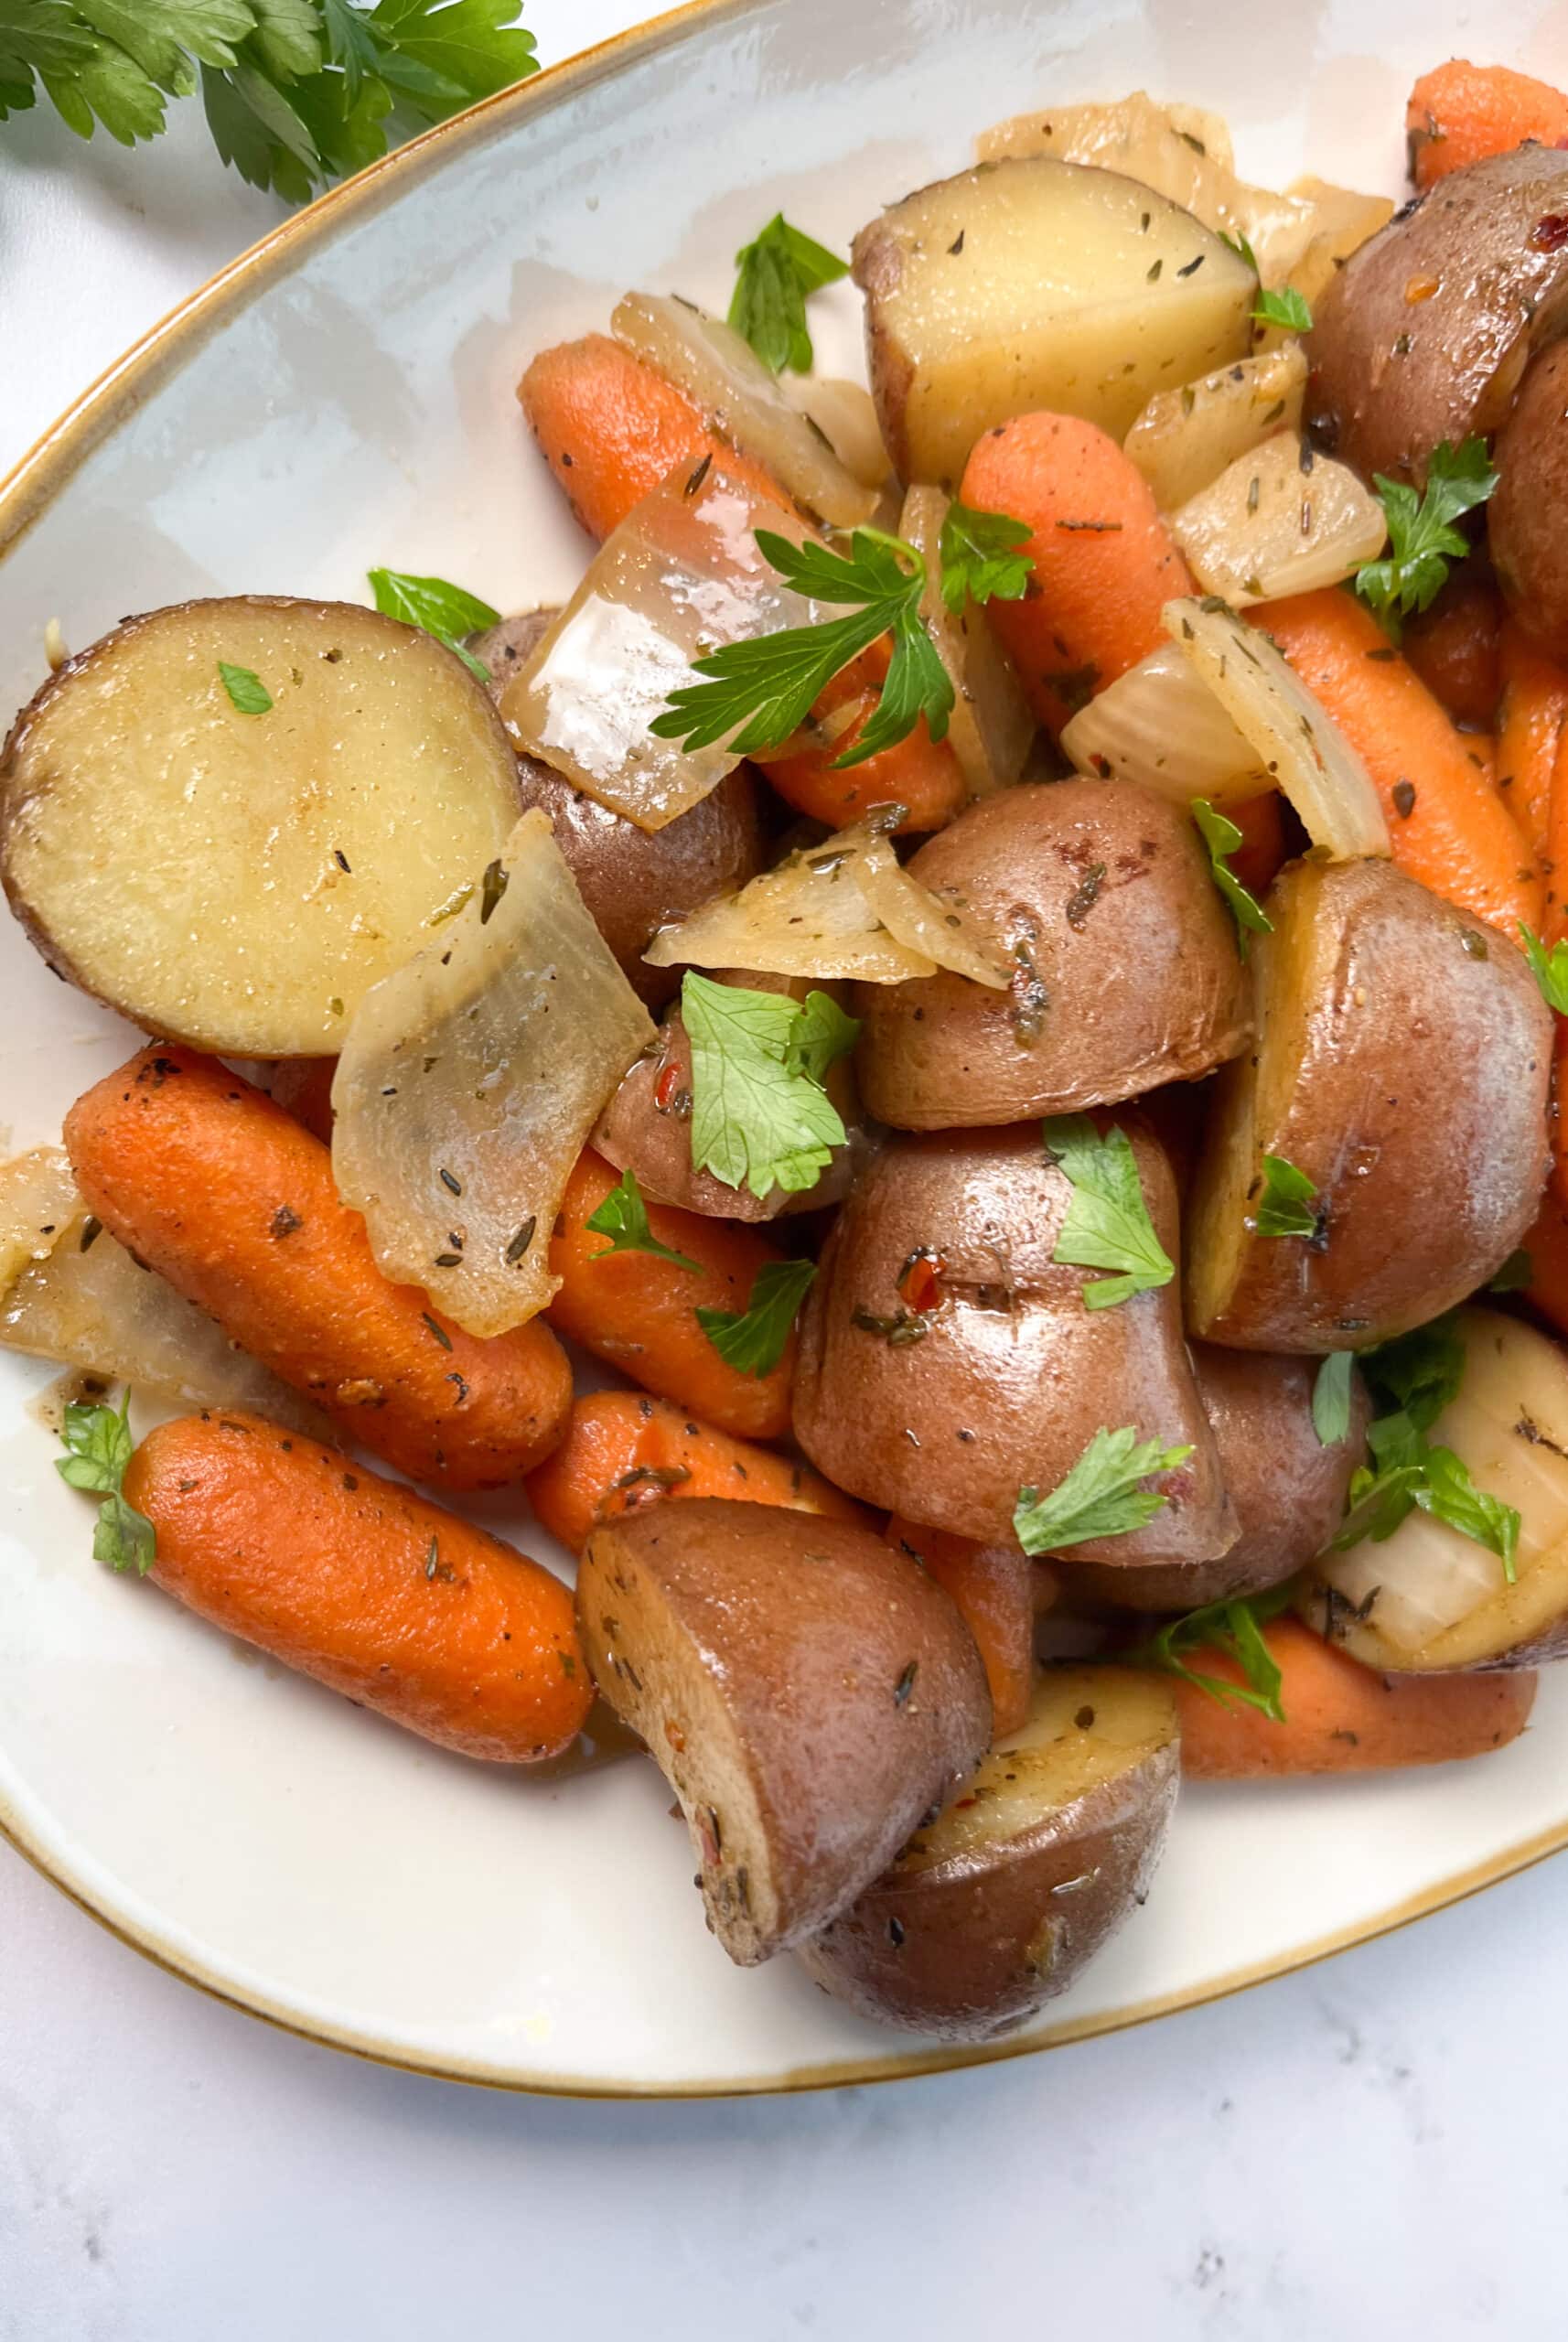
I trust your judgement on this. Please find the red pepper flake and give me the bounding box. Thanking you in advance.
[1532,213,1568,252]
[654,1060,686,1112]
[897,1250,947,1312]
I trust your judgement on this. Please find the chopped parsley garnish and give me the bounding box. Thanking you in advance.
[1311,1350,1355,1447]
[1013,1426,1194,1555]
[218,661,272,714]
[1520,922,1568,1014]
[1043,1114,1174,1310]
[1218,231,1312,334]
[1354,436,1498,638]
[727,213,847,374]
[696,1257,817,1376]
[1132,1583,1295,1721]
[650,525,953,769]
[1192,798,1273,958]
[682,972,856,1201]
[585,1166,701,1275]
[367,566,500,682]
[937,501,1036,614]
[1254,1154,1324,1242]
[56,1390,156,1575]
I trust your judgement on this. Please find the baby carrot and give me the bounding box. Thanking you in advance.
[126,1412,590,1762]
[1499,622,1568,884]
[546,1150,799,1442]
[1259,587,1543,934]
[959,410,1196,733]
[1173,1617,1536,1776]
[1225,790,1288,902]
[527,1391,868,1556]
[885,1514,1040,1735]
[520,335,964,833]
[1406,60,1568,190]
[64,1047,572,1491]
[1521,1187,1568,1344]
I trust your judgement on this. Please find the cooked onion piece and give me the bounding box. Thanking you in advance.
[1169,434,1389,606]
[0,598,525,1058]
[1164,596,1389,860]
[1060,639,1266,803]
[332,810,654,1336]
[645,817,1010,986]
[1303,1309,1568,1671]
[784,375,892,490]
[977,91,1316,284]
[0,1148,327,1430]
[612,294,877,529]
[1123,346,1308,512]
[900,486,1036,796]
[499,463,822,833]
[1255,177,1395,352]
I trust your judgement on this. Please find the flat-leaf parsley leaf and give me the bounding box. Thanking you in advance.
[1192,798,1273,958]
[367,565,500,681]
[1043,1114,1174,1309]
[585,1166,701,1275]
[56,1390,156,1575]
[682,972,854,1201]
[1354,435,1498,637]
[937,501,1036,615]
[727,212,847,374]
[1014,1425,1194,1555]
[696,1257,817,1376]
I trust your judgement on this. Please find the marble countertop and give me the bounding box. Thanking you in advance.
[4,7,1566,2332]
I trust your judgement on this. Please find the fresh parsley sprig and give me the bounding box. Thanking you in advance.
[1218,231,1313,334]
[1354,436,1498,638]
[1520,922,1568,1014]
[938,501,1036,614]
[650,526,954,770]
[1253,1153,1324,1242]
[0,5,540,201]
[682,973,857,1202]
[1131,1582,1295,1721]
[368,567,500,682]
[1043,1115,1174,1310]
[1014,1425,1194,1556]
[585,1166,700,1275]
[56,1390,156,1575]
[727,214,847,374]
[1193,798,1273,958]
[696,1258,817,1376]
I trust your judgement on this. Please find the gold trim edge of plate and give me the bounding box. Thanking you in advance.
[2,0,1566,2097]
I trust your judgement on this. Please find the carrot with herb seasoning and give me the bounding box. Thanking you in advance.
[126,1411,591,1761]
[1498,623,1568,877]
[885,1514,1048,1735]
[1406,59,1568,191]
[958,410,1197,734]
[547,1150,799,1441]
[1258,587,1543,934]
[527,1390,869,1556]
[63,1047,572,1491]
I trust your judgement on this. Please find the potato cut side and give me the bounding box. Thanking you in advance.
[852,156,1254,485]
[1123,346,1307,512]
[1303,1308,1568,1671]
[576,1499,992,1965]
[0,598,522,1058]
[1169,434,1388,607]
[796,1666,1179,2041]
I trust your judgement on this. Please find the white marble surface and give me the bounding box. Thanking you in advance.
[4,5,1568,2332]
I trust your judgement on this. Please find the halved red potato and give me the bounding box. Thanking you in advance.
[797,1666,1178,2040]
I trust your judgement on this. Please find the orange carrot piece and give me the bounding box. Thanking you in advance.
[1541,724,1568,1215]
[547,1149,799,1441]
[269,1057,336,1145]
[1401,568,1503,732]
[1225,789,1288,901]
[1522,1187,1568,1342]
[1498,622,1568,877]
[520,334,963,833]
[1259,588,1543,933]
[64,1047,572,1492]
[1174,1617,1536,1776]
[886,1514,1036,1735]
[1406,59,1568,191]
[959,411,1196,734]
[528,1390,868,1556]
[127,1412,590,1761]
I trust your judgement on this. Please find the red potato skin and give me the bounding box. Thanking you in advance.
[126,1413,591,1761]
[1490,342,1568,665]
[64,1049,572,1491]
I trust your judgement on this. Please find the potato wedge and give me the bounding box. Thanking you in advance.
[852,156,1253,484]
[1187,858,1551,1350]
[797,1666,1179,2040]
[791,1122,1234,1560]
[1306,146,1568,485]
[577,1500,992,1964]
[1489,342,1568,660]
[1122,346,1308,512]
[0,598,522,1058]
[854,779,1251,1129]
[1302,1307,1568,1671]
[1065,1345,1369,1613]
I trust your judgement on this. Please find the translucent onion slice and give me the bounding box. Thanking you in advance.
[332,811,655,1335]
[1060,640,1266,804]
[1123,345,1307,513]
[899,485,1036,798]
[783,375,892,490]
[499,462,820,832]
[1163,596,1389,861]
[1254,177,1394,353]
[0,1148,328,1431]
[977,91,1316,285]
[644,818,1010,987]
[1170,432,1389,607]
[1303,1309,1568,1671]
[612,293,878,529]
